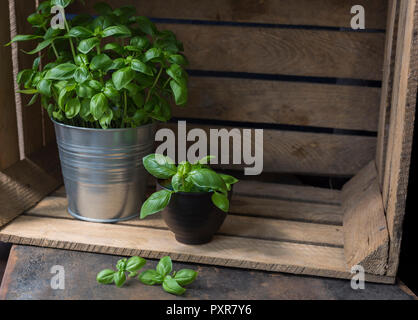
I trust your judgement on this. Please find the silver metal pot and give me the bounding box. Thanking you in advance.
[53,120,155,223]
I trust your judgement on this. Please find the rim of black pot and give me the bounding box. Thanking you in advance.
[51,118,155,132]
[157,179,219,196]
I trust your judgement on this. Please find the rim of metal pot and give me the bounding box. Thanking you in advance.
[51,118,156,132]
[157,179,227,196]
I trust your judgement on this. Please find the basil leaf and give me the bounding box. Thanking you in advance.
[76,84,95,98]
[174,269,198,286]
[90,93,108,120]
[188,168,227,192]
[113,270,126,288]
[27,93,39,106]
[96,269,115,284]
[171,173,181,192]
[103,25,131,38]
[140,190,172,219]
[138,270,164,285]
[144,48,162,62]
[219,174,239,191]
[142,154,177,179]
[80,98,91,120]
[162,275,186,296]
[156,256,172,277]
[103,43,124,55]
[78,37,100,54]
[88,80,103,91]
[130,36,150,50]
[65,97,81,119]
[74,67,89,83]
[90,53,113,71]
[126,256,146,273]
[136,16,157,36]
[112,67,135,90]
[198,155,216,165]
[116,258,128,271]
[6,34,42,46]
[99,109,113,129]
[211,191,229,212]
[169,54,188,66]
[36,79,52,97]
[166,64,187,85]
[68,26,93,38]
[170,80,188,106]
[45,63,77,80]
[131,59,153,76]
[23,39,53,54]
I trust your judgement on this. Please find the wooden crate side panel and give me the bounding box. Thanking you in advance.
[0,157,61,228]
[160,23,384,81]
[11,0,44,157]
[175,78,380,132]
[71,0,387,29]
[342,161,389,275]
[382,0,418,276]
[0,0,19,170]
[158,123,376,176]
[376,0,400,186]
[0,215,395,283]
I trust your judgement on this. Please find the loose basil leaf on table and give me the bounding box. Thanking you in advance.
[163,275,186,296]
[138,270,164,285]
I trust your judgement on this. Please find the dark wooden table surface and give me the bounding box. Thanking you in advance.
[0,245,416,300]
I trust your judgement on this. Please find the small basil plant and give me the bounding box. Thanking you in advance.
[7,0,188,129]
[140,154,239,219]
[97,255,198,296]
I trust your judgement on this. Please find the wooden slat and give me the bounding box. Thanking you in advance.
[72,0,388,29]
[158,123,376,176]
[0,0,19,170]
[376,0,401,186]
[0,158,61,227]
[159,23,384,81]
[382,0,418,276]
[26,197,344,247]
[12,0,44,156]
[342,161,389,275]
[175,78,381,131]
[0,216,394,283]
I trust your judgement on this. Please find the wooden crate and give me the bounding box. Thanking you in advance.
[1,0,417,284]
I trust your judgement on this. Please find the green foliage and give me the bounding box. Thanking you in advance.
[138,256,198,296]
[140,155,239,218]
[96,256,146,287]
[7,0,189,129]
[97,256,198,296]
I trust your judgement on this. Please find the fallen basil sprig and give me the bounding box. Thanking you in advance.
[96,256,146,287]
[139,256,198,296]
[96,255,198,295]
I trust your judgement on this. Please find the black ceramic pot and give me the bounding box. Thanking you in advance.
[157,180,231,245]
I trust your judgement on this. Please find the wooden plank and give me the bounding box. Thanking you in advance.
[158,23,384,81]
[0,0,19,170]
[26,196,344,246]
[158,123,377,176]
[376,0,400,186]
[71,0,388,29]
[0,158,61,227]
[176,78,381,131]
[382,0,418,276]
[0,216,394,283]
[11,0,44,156]
[342,161,389,275]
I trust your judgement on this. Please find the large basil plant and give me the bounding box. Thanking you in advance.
[7,0,188,129]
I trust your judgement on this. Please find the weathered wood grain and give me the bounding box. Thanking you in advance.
[0,159,60,227]
[382,0,418,276]
[160,23,385,81]
[71,0,388,29]
[176,77,381,131]
[376,0,400,186]
[0,216,394,283]
[342,161,389,275]
[0,0,19,170]
[11,0,44,156]
[26,197,344,247]
[158,123,377,176]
